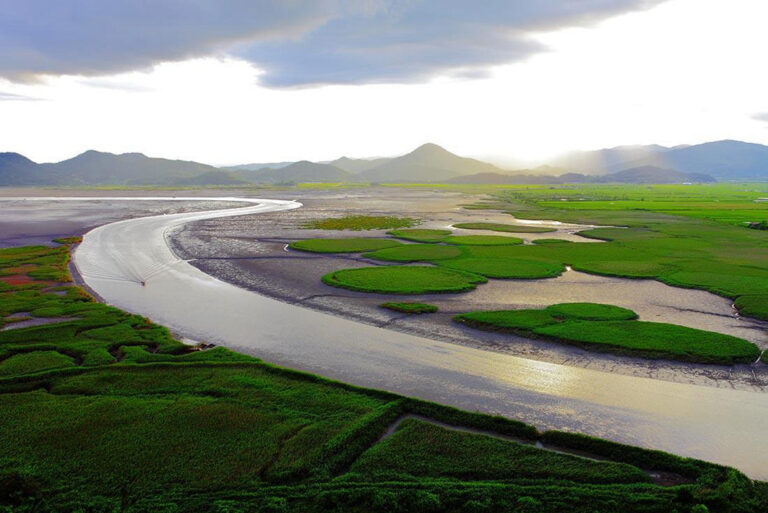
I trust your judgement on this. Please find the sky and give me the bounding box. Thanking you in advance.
[1,0,767,167]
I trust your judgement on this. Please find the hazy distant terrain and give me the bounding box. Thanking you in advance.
[1,140,766,186]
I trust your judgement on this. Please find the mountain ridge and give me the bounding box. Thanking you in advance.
[1,139,766,186]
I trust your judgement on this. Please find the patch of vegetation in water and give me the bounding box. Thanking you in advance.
[453,222,556,233]
[0,244,764,512]
[455,303,760,364]
[437,257,564,280]
[532,238,574,244]
[444,235,524,246]
[302,215,417,230]
[364,244,463,262]
[322,265,486,294]
[545,302,638,320]
[380,302,439,314]
[387,228,452,242]
[438,257,564,279]
[289,237,402,253]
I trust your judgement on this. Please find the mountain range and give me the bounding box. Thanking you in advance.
[1,140,766,186]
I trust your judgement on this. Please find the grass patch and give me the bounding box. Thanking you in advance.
[364,244,463,262]
[444,235,523,246]
[303,215,416,230]
[545,302,638,321]
[380,302,438,314]
[536,321,760,364]
[387,229,452,242]
[350,418,650,484]
[532,238,574,244]
[455,303,759,364]
[457,309,560,330]
[734,295,768,320]
[438,258,563,279]
[453,222,556,233]
[0,351,76,376]
[322,266,486,294]
[288,238,402,253]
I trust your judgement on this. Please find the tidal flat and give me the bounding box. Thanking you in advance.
[166,187,768,390]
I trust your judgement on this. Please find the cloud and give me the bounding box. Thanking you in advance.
[752,112,768,123]
[0,0,666,87]
[0,91,42,101]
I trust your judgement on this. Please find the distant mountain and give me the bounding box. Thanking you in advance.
[1,139,764,186]
[449,172,568,185]
[359,143,502,182]
[448,166,713,185]
[0,152,50,185]
[223,161,294,172]
[328,156,392,174]
[41,150,220,185]
[550,145,671,175]
[245,161,352,184]
[613,140,768,180]
[594,166,715,184]
[169,170,250,186]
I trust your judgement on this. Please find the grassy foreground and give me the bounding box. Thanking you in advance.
[455,303,760,364]
[1,243,766,512]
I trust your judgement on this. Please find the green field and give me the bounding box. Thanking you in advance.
[4,244,765,511]
[454,303,760,364]
[438,257,564,279]
[443,184,768,320]
[453,222,556,233]
[387,228,452,242]
[364,243,464,261]
[380,302,439,314]
[288,237,402,253]
[444,234,524,246]
[322,265,487,294]
[302,215,417,230]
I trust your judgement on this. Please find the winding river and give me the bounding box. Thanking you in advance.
[27,196,765,479]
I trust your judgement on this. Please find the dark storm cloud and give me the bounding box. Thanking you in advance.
[0,0,665,87]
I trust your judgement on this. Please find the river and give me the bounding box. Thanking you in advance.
[26,196,765,479]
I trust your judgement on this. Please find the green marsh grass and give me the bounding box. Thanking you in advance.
[303,215,417,230]
[289,238,402,253]
[380,302,439,314]
[453,222,556,233]
[322,266,486,294]
[387,228,452,242]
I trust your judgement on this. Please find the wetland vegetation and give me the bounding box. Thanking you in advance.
[455,303,760,364]
[302,215,417,231]
[1,242,766,512]
[453,222,556,233]
[380,302,439,314]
